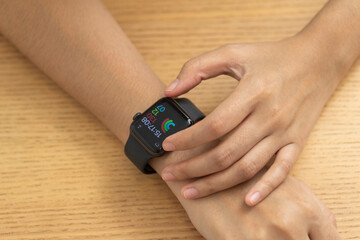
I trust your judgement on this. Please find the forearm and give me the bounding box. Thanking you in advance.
[0,0,164,146]
[0,0,209,181]
[295,0,360,82]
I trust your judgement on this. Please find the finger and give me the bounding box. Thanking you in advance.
[165,44,245,97]
[179,136,278,199]
[161,113,266,181]
[245,143,300,206]
[162,80,255,151]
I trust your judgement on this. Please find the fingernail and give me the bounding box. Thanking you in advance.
[165,79,179,92]
[249,192,260,205]
[162,172,175,181]
[183,188,199,199]
[162,142,175,151]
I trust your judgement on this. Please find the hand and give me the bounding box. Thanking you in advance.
[186,175,341,240]
[154,143,341,240]
[161,36,345,206]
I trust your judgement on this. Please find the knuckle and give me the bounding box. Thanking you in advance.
[173,163,191,179]
[182,58,194,70]
[269,103,282,119]
[208,118,225,136]
[238,160,258,180]
[260,179,276,194]
[299,199,320,222]
[219,44,241,69]
[269,105,289,127]
[181,60,192,73]
[250,74,280,102]
[182,57,200,74]
[251,78,271,100]
[278,159,293,175]
[201,179,218,195]
[258,85,273,100]
[221,43,239,54]
[214,148,234,169]
[303,202,316,216]
[272,213,299,238]
[290,134,306,149]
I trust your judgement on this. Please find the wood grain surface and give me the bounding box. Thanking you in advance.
[0,0,359,239]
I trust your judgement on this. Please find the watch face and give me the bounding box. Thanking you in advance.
[131,98,192,155]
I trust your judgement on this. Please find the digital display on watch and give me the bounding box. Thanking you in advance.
[131,98,192,154]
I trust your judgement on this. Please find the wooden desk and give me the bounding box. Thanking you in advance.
[0,0,359,239]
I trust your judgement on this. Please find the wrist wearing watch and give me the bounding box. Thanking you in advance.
[125,97,204,174]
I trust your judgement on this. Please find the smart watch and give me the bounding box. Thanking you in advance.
[125,97,204,174]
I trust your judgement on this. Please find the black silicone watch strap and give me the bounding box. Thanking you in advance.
[125,134,156,174]
[175,98,205,122]
[125,98,204,174]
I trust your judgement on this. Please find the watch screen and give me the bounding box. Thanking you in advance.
[132,99,192,153]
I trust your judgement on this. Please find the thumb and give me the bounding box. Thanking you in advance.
[165,44,244,97]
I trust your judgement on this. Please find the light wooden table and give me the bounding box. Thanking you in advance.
[0,0,359,239]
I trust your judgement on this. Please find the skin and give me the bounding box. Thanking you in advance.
[0,0,342,239]
[162,0,360,206]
